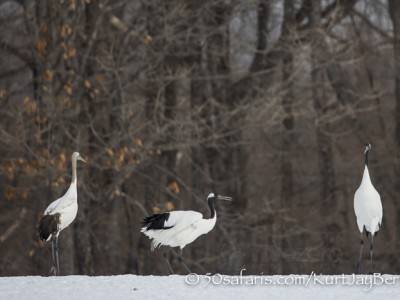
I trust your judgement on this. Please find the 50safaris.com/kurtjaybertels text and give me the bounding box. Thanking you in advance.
[185,270,400,291]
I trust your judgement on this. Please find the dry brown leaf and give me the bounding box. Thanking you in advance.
[28,249,35,257]
[23,97,37,114]
[59,152,67,163]
[43,69,54,80]
[168,181,180,194]
[63,85,73,95]
[4,187,16,201]
[95,74,105,84]
[20,189,29,199]
[60,23,72,38]
[106,148,114,157]
[69,0,76,11]
[68,48,76,58]
[84,80,91,89]
[35,39,47,54]
[37,113,48,125]
[17,157,25,165]
[0,89,6,98]
[135,138,143,147]
[165,201,175,211]
[152,206,161,214]
[109,15,129,33]
[39,21,47,33]
[144,35,153,45]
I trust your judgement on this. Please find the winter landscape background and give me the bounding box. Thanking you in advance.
[1,0,400,278]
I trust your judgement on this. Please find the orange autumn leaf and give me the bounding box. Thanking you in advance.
[69,0,76,11]
[95,74,105,84]
[35,39,47,54]
[152,206,161,214]
[39,21,47,33]
[135,138,143,147]
[0,89,6,98]
[20,189,29,199]
[67,48,76,57]
[114,187,121,197]
[43,69,54,80]
[23,97,37,114]
[168,181,180,194]
[165,201,175,211]
[63,85,73,95]
[28,249,35,257]
[106,148,114,157]
[4,187,16,201]
[59,152,67,163]
[84,80,91,89]
[109,15,129,33]
[144,35,153,45]
[60,23,72,38]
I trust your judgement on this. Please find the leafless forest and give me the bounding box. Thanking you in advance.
[0,0,400,276]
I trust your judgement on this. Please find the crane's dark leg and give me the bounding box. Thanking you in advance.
[50,236,57,275]
[55,235,60,275]
[355,236,363,274]
[163,248,174,275]
[50,235,60,276]
[178,248,191,273]
[368,236,374,275]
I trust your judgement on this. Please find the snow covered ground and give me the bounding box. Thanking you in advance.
[1,274,400,300]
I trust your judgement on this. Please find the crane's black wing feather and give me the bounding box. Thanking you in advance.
[36,213,61,241]
[142,213,173,230]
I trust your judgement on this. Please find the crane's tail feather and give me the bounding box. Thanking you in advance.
[141,226,166,251]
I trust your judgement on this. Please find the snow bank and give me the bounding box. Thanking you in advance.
[1,274,400,300]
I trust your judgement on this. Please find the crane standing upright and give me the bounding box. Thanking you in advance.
[354,143,382,274]
[37,152,86,275]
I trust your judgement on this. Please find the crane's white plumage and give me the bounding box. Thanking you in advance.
[353,143,382,274]
[141,193,232,273]
[142,210,214,250]
[37,151,86,275]
[42,181,78,240]
[354,166,382,235]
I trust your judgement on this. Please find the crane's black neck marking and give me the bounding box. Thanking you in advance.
[365,149,369,166]
[208,197,216,219]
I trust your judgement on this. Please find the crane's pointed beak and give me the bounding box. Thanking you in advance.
[217,195,232,201]
[78,156,87,163]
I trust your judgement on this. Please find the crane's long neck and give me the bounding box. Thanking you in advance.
[208,199,216,219]
[361,148,373,187]
[71,157,78,184]
[361,165,371,186]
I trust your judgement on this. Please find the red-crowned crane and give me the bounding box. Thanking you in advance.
[141,193,232,273]
[37,152,86,275]
[354,143,382,274]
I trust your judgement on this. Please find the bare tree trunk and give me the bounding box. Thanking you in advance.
[390,1,400,146]
[310,2,335,216]
[389,0,400,233]
[278,0,296,275]
[309,0,337,273]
